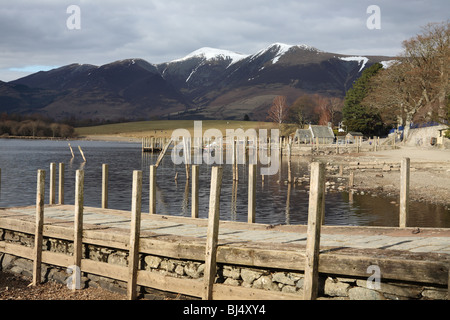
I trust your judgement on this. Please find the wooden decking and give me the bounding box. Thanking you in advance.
[1,204,449,289]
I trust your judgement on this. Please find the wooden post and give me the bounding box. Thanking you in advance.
[149,165,156,214]
[248,164,256,223]
[58,163,64,204]
[73,169,84,290]
[233,139,238,181]
[399,157,410,228]
[304,162,325,300]
[49,162,56,204]
[127,170,142,300]
[78,146,86,162]
[203,166,223,300]
[68,143,75,158]
[339,164,343,177]
[287,142,292,183]
[102,164,108,209]
[32,169,45,286]
[349,171,354,188]
[191,165,199,218]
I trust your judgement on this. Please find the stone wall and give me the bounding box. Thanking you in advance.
[0,228,447,300]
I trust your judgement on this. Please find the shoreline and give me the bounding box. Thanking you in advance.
[315,147,450,208]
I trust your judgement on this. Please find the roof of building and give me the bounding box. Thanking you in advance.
[347,131,364,136]
[310,125,335,138]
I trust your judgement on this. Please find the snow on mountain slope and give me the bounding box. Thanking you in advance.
[171,47,249,66]
[250,43,320,64]
[339,56,369,72]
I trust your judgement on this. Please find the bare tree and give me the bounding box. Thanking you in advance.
[267,95,289,124]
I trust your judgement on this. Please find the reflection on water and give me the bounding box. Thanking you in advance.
[0,139,448,227]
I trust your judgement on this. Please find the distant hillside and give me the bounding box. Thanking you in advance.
[2,43,394,122]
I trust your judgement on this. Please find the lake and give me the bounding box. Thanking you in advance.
[0,138,448,227]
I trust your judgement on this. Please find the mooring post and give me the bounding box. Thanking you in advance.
[58,163,65,205]
[102,164,108,209]
[248,164,256,223]
[78,146,86,162]
[127,170,142,300]
[73,169,84,290]
[203,166,223,300]
[191,165,199,218]
[149,165,156,214]
[304,162,326,300]
[287,141,292,183]
[399,157,410,228]
[233,139,238,181]
[49,162,56,204]
[349,171,354,188]
[32,169,45,286]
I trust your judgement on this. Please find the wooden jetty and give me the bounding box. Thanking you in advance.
[142,137,166,153]
[0,160,449,300]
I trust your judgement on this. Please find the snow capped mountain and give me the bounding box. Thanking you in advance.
[171,47,249,66]
[5,42,394,122]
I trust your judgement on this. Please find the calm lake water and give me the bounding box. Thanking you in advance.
[0,139,448,227]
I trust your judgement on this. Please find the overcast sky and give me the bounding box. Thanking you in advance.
[0,0,448,81]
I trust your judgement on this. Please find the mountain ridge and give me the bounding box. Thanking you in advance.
[1,43,394,121]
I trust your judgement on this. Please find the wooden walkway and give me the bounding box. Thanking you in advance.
[1,204,449,292]
[1,205,450,256]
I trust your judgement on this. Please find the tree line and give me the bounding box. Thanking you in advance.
[266,94,344,128]
[346,20,449,141]
[0,113,76,138]
[266,21,449,142]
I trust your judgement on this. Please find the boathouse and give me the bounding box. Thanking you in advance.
[294,125,335,144]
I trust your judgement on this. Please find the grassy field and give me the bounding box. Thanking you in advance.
[75,120,282,138]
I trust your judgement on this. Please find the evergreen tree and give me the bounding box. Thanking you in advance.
[343,63,384,135]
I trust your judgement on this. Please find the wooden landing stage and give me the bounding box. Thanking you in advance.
[1,204,449,299]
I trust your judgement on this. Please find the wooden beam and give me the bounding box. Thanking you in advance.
[399,157,410,228]
[32,169,45,286]
[149,165,156,214]
[303,162,325,300]
[191,165,199,218]
[102,164,108,209]
[49,162,56,205]
[203,166,223,300]
[73,169,84,290]
[58,163,65,205]
[127,170,142,300]
[248,164,256,223]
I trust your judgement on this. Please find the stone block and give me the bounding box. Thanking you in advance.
[145,255,162,269]
[325,277,350,297]
[185,262,204,279]
[272,272,295,286]
[356,280,422,299]
[223,266,241,280]
[241,268,262,284]
[348,287,385,300]
[253,276,279,291]
[421,288,447,300]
